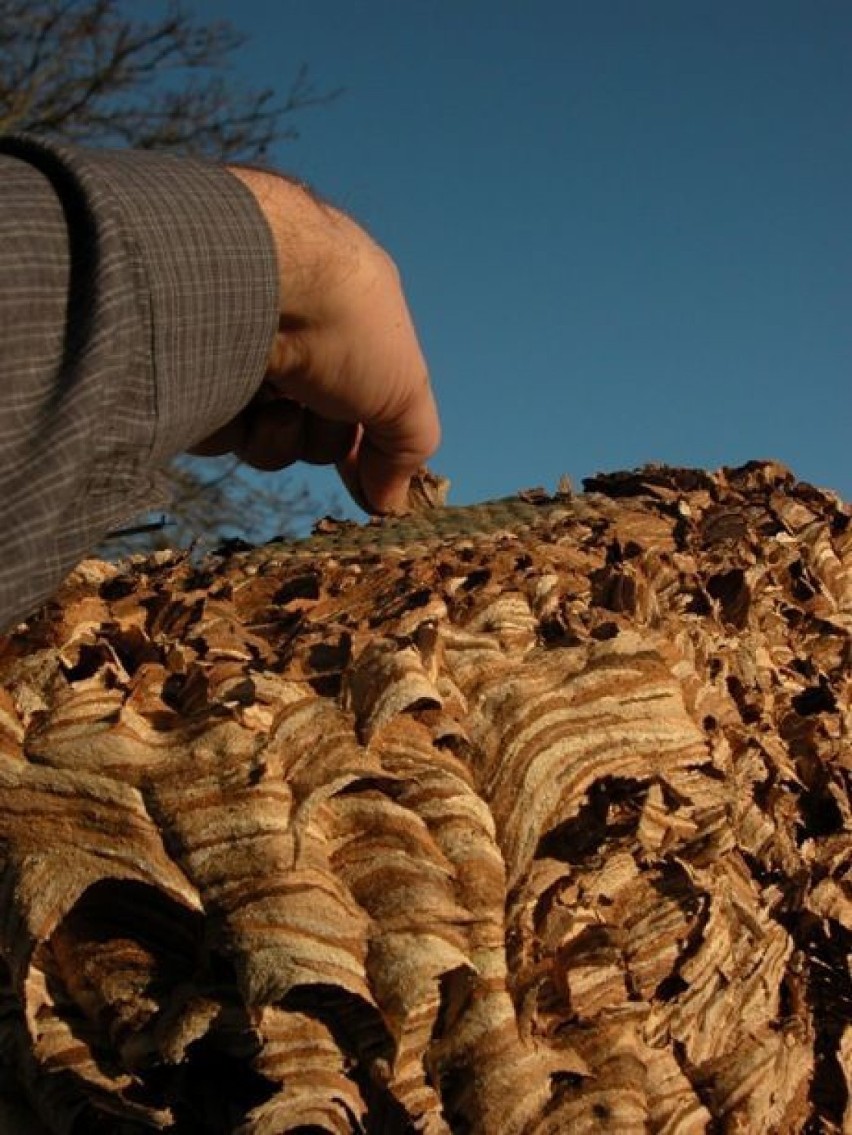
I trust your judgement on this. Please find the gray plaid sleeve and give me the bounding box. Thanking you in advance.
[0,137,278,630]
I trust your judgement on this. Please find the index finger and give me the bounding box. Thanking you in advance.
[339,377,442,514]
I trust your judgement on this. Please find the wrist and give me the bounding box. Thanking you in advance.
[226,165,359,321]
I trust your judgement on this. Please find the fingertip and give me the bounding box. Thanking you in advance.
[356,443,419,515]
[363,472,412,515]
[353,382,442,514]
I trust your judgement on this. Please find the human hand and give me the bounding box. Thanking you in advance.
[190,167,440,514]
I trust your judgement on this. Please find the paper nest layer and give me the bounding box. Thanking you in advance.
[0,460,849,1133]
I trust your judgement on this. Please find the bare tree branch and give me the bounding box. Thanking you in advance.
[0,0,342,159]
[99,455,339,557]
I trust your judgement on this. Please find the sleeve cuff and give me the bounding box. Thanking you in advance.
[0,137,279,466]
[76,146,280,462]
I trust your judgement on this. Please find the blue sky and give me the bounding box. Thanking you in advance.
[185,1,851,512]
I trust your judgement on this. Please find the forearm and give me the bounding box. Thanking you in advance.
[0,136,278,630]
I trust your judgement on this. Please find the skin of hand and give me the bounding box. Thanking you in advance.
[190,166,441,514]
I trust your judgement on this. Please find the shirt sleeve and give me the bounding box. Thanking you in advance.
[0,136,279,631]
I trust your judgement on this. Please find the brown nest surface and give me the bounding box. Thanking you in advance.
[0,461,849,1133]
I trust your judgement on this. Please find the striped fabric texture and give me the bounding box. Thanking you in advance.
[0,136,278,630]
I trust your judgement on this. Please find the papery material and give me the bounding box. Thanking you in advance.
[0,461,849,1133]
